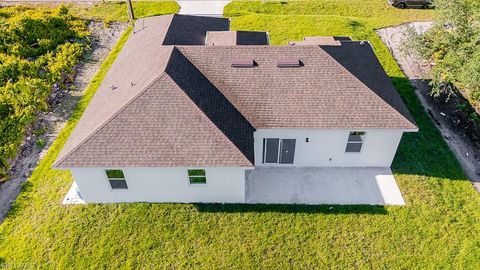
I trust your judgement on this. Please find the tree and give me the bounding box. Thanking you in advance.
[409,0,480,103]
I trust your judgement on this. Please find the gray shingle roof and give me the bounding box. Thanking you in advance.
[54,15,417,168]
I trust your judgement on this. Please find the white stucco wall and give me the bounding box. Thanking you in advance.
[68,129,413,203]
[254,129,410,167]
[71,167,247,203]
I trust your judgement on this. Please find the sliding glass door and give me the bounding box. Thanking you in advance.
[263,138,296,164]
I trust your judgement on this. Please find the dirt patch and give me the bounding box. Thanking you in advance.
[0,21,127,223]
[377,22,480,192]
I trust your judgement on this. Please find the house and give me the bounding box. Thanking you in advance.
[54,15,418,205]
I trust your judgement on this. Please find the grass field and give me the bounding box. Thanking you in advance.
[71,1,179,22]
[225,0,435,26]
[1,0,479,269]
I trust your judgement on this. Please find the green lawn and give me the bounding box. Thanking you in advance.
[225,0,435,26]
[71,1,179,22]
[1,1,479,269]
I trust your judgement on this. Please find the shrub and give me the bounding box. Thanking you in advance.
[0,6,89,179]
[35,139,46,149]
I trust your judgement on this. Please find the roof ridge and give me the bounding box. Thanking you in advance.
[54,70,172,167]
[317,45,416,129]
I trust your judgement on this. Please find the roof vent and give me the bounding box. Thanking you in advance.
[277,57,301,68]
[231,58,255,68]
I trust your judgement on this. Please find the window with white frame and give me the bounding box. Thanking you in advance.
[345,131,365,153]
[188,169,206,184]
[105,169,128,189]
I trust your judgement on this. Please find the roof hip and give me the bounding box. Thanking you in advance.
[165,47,256,164]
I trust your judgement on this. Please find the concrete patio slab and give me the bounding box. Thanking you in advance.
[62,181,85,205]
[245,167,405,205]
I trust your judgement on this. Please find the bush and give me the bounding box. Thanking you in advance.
[0,6,89,180]
[35,139,46,149]
[408,0,480,104]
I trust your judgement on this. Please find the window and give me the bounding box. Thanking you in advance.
[345,131,365,153]
[105,169,128,189]
[262,138,296,164]
[188,169,206,184]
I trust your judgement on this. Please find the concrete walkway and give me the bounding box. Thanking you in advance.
[177,0,231,17]
[245,167,405,205]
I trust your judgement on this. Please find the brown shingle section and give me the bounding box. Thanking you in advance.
[56,75,252,167]
[54,15,251,168]
[54,14,417,169]
[55,16,175,168]
[320,41,416,127]
[206,31,237,45]
[165,48,255,163]
[177,45,417,130]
